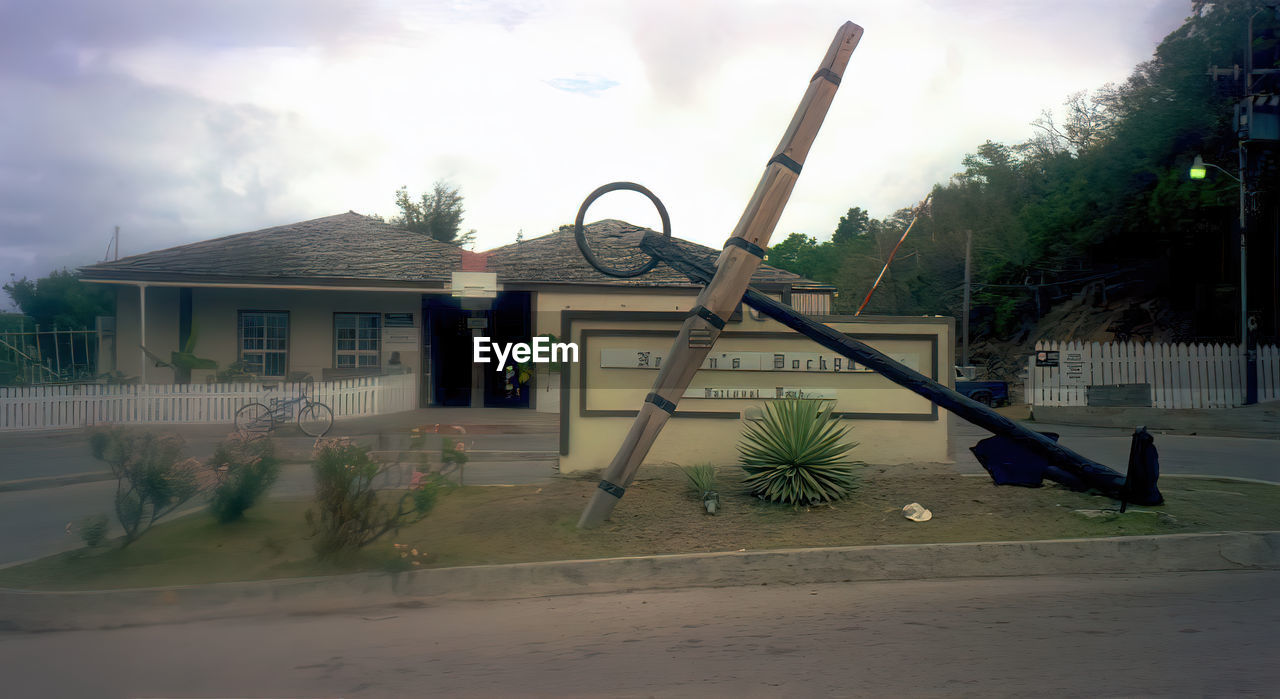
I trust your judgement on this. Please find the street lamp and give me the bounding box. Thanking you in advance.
[1189,155,1237,186]
[1189,155,1207,180]
[1189,152,1255,404]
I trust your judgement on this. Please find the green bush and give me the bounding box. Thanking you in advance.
[680,464,721,515]
[680,464,718,495]
[738,399,862,505]
[306,438,448,555]
[89,427,210,545]
[441,437,468,469]
[208,434,281,523]
[74,513,110,548]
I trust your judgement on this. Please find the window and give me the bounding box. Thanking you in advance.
[335,313,380,368]
[239,311,288,378]
[789,290,832,316]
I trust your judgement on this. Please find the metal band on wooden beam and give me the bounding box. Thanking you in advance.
[689,305,727,330]
[597,480,626,498]
[723,237,766,259]
[644,392,677,414]
[812,67,842,86]
[768,153,803,174]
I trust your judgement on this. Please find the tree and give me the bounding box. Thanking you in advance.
[390,180,476,247]
[3,269,113,329]
[832,207,871,244]
[1029,89,1117,156]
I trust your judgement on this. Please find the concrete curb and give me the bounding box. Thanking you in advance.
[1,531,1276,632]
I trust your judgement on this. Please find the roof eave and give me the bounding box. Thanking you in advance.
[77,269,451,289]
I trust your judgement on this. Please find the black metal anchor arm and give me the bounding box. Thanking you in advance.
[638,232,1132,499]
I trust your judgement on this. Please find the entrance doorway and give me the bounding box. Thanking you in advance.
[424,292,532,408]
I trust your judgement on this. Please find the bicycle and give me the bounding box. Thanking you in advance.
[235,382,334,438]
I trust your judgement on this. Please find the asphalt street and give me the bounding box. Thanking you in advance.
[950,419,1280,482]
[2,570,1275,697]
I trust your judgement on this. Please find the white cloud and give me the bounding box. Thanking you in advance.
[0,0,1188,284]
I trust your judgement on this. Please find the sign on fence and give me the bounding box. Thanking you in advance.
[1028,340,1280,408]
[1035,350,1059,367]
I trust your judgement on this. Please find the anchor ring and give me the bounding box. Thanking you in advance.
[574,181,672,278]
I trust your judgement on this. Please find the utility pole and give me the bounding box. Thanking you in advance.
[1238,5,1280,404]
[1207,6,1280,404]
[962,230,971,369]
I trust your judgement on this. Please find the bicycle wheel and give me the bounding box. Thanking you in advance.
[297,402,334,438]
[235,402,274,438]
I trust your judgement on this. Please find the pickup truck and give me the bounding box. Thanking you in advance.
[954,367,1009,407]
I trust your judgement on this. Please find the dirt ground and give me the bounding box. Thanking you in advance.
[3,463,1276,591]
[441,463,1278,566]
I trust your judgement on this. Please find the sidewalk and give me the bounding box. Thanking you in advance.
[1031,401,1280,439]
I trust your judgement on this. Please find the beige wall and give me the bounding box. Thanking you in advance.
[533,286,706,336]
[109,281,953,472]
[113,285,423,404]
[115,285,181,384]
[532,286,709,414]
[552,301,954,473]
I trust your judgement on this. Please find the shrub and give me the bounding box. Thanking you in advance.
[680,464,721,515]
[72,513,110,548]
[89,427,213,545]
[306,438,449,555]
[680,464,718,494]
[208,434,282,523]
[738,399,862,505]
[441,437,468,469]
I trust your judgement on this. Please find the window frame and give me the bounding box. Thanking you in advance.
[237,310,290,378]
[333,311,382,370]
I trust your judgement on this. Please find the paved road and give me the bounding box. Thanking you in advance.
[950,419,1280,482]
[2,571,1275,697]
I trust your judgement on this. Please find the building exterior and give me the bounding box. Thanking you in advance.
[80,212,954,471]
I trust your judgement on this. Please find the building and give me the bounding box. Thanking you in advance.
[80,212,954,471]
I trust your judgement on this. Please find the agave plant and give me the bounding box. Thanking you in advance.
[739,399,861,505]
[679,464,720,514]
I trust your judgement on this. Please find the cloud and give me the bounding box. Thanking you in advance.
[0,67,354,277]
[0,0,1193,289]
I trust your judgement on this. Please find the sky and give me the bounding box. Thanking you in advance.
[1,0,1190,303]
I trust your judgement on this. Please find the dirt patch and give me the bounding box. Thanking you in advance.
[3,464,1276,591]
[470,464,1277,561]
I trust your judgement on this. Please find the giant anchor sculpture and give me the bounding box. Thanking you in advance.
[574,22,1161,529]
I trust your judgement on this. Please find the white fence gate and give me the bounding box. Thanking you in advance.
[0,373,416,431]
[1028,340,1280,408]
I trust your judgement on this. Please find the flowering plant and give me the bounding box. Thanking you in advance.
[306,438,449,555]
[208,432,281,523]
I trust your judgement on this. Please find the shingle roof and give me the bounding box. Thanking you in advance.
[487,220,807,290]
[80,212,815,291]
[80,212,462,286]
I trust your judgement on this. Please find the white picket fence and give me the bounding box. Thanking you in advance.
[0,373,417,431]
[1028,340,1280,408]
